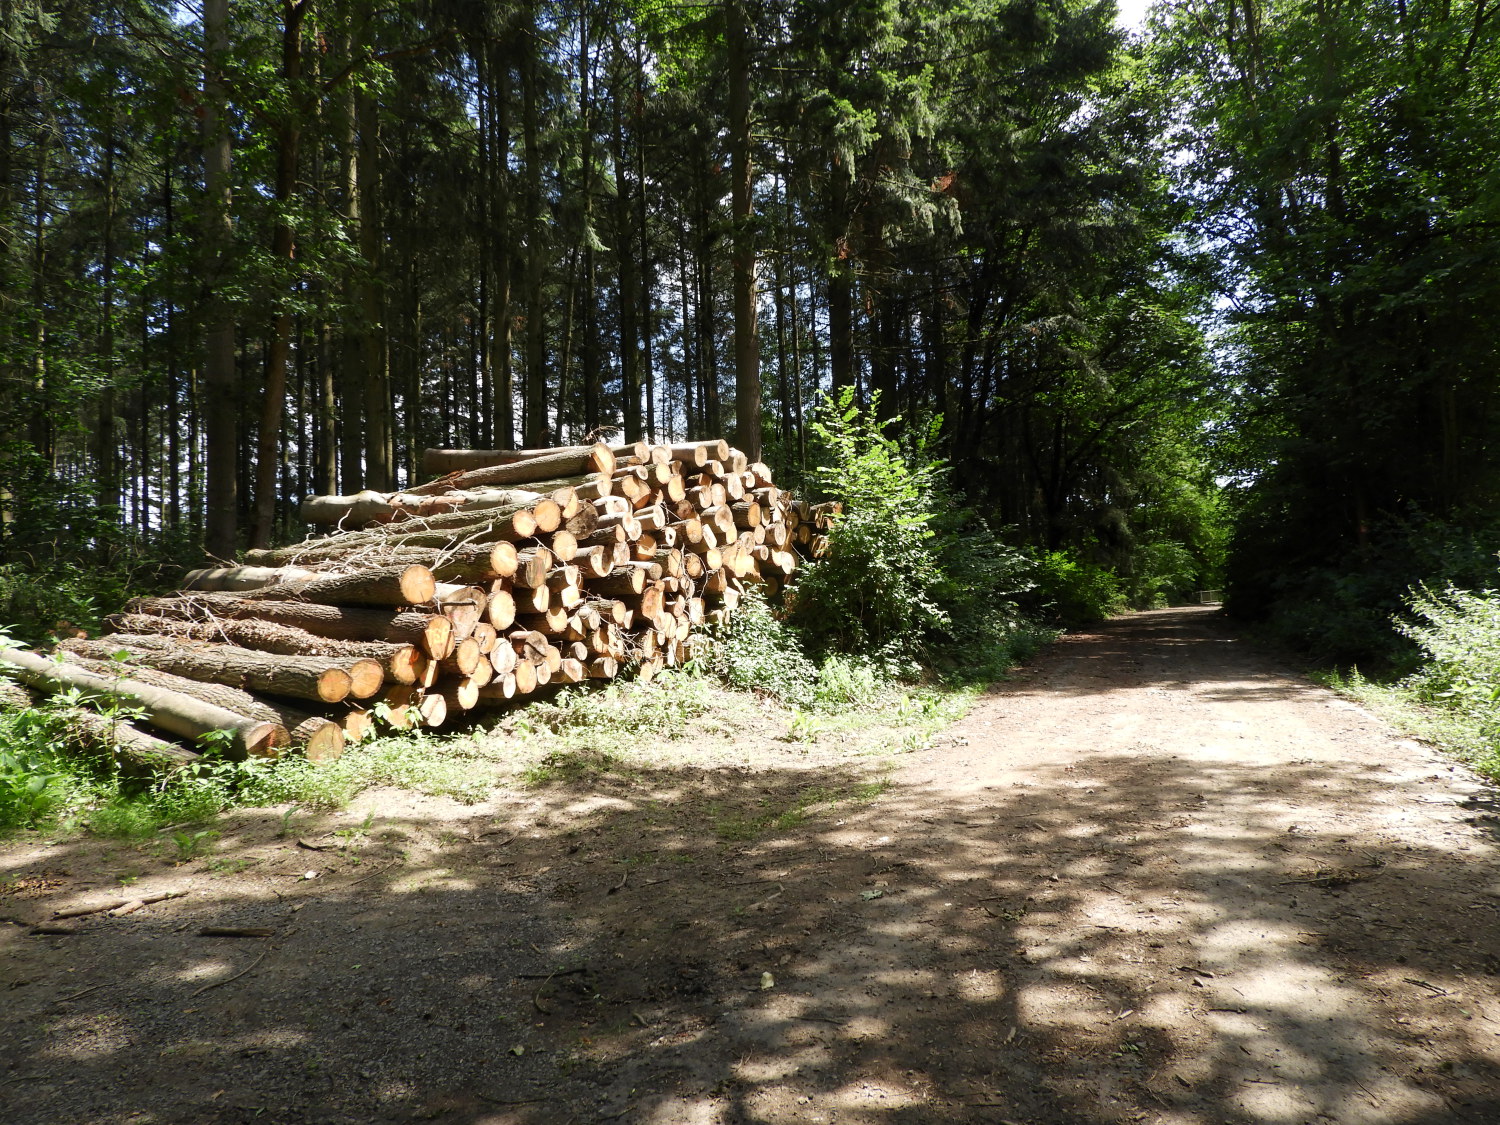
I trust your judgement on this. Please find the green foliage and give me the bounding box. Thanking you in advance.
[1395,580,1500,764]
[791,388,948,660]
[1024,550,1127,625]
[707,592,819,707]
[1157,0,1500,664]
[0,742,70,830]
[1119,540,1199,609]
[1228,507,1500,669]
[510,671,715,741]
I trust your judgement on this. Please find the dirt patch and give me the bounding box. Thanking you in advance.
[4,606,1500,1123]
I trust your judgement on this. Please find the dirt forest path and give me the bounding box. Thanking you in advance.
[6,606,1500,1124]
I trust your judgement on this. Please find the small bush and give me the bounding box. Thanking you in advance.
[790,388,949,657]
[1025,550,1127,624]
[1396,581,1500,754]
[708,592,819,706]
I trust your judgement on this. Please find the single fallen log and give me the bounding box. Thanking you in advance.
[239,564,435,609]
[418,443,615,481]
[404,444,616,496]
[60,654,346,761]
[0,644,282,758]
[125,595,454,660]
[0,679,201,772]
[244,504,549,567]
[104,613,423,685]
[59,635,376,705]
[182,565,321,592]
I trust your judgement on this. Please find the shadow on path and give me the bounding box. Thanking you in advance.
[4,607,1500,1124]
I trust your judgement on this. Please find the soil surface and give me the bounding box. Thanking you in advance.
[5,605,1500,1124]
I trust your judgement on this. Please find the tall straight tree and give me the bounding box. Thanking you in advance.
[727,0,760,461]
[250,0,310,549]
[201,0,237,560]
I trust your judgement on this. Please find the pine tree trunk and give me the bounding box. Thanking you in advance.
[202,0,238,559]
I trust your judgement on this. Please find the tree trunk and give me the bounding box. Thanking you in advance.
[727,0,761,463]
[522,9,548,447]
[251,0,308,549]
[202,0,238,560]
[0,644,281,758]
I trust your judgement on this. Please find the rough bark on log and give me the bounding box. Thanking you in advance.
[0,645,282,758]
[105,613,423,685]
[406,445,615,496]
[182,565,322,592]
[241,564,435,608]
[125,595,453,660]
[0,680,201,771]
[420,444,614,477]
[59,635,368,705]
[244,503,544,566]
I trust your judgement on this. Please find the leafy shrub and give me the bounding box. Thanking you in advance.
[789,388,949,658]
[1396,581,1500,752]
[1120,540,1199,608]
[708,592,819,706]
[1024,550,1127,625]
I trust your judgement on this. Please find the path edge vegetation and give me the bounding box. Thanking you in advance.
[0,396,1076,837]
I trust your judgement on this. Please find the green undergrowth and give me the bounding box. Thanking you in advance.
[1319,669,1500,783]
[1316,578,1500,784]
[0,610,1052,838]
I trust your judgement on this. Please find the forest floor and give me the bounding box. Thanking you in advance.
[5,605,1500,1124]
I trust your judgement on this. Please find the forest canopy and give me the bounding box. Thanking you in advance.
[0,0,1495,666]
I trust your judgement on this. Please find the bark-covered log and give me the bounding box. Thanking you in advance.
[0,645,283,757]
[59,635,371,705]
[105,613,423,685]
[182,565,322,592]
[240,564,435,608]
[58,656,346,763]
[407,444,616,496]
[125,595,454,660]
[420,444,615,477]
[244,503,546,566]
[0,679,201,772]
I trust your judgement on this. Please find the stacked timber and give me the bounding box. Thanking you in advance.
[1,440,832,767]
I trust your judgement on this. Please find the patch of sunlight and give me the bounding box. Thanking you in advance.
[174,957,234,984]
[955,968,1006,1001]
[828,1079,926,1108]
[732,1043,831,1082]
[640,1097,720,1124]
[42,1012,131,1059]
[389,867,475,894]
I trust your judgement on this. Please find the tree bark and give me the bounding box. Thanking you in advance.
[59,654,342,761]
[60,634,375,704]
[0,644,282,758]
[104,612,422,685]
[202,0,239,560]
[125,594,454,659]
[251,0,309,549]
[727,0,761,463]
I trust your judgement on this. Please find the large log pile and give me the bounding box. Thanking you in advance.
[1,441,834,769]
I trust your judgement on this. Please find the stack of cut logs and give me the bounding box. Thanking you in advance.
[0,440,836,773]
